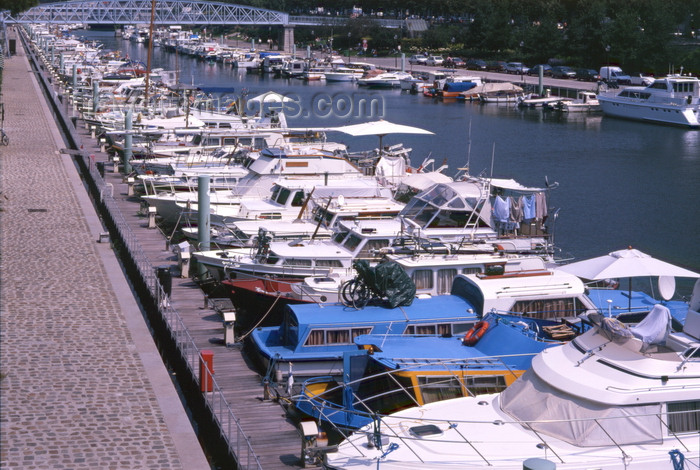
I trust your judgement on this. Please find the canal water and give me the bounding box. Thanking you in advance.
[80,31,700,289]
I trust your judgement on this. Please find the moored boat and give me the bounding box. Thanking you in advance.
[597,74,700,127]
[324,293,700,469]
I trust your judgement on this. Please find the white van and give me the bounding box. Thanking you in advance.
[599,66,631,84]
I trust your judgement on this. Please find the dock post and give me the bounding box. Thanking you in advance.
[92,80,99,114]
[71,64,77,91]
[124,109,133,174]
[197,175,211,278]
[539,67,544,96]
[401,53,405,72]
[199,350,214,392]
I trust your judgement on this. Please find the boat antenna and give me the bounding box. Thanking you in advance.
[489,142,495,180]
[466,119,472,175]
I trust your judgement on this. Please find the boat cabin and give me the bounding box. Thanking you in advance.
[451,258,598,321]
[248,294,479,380]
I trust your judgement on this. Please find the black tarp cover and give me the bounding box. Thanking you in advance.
[354,260,416,308]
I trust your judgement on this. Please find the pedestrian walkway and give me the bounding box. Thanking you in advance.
[0,27,210,470]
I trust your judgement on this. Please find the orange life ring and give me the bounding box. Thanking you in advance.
[463,321,489,346]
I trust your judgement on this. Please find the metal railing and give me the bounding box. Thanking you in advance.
[22,28,262,470]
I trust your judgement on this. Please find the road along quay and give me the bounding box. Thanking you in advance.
[2,27,314,470]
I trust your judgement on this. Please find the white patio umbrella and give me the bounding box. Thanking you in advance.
[558,247,700,306]
[331,119,434,151]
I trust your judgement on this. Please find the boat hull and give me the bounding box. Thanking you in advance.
[598,96,700,127]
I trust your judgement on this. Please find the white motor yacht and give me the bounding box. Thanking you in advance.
[597,74,700,127]
[358,71,414,88]
[325,284,700,469]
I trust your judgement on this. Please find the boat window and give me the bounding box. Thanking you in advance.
[427,210,470,228]
[257,212,282,220]
[465,375,507,395]
[412,270,434,290]
[333,231,350,244]
[510,297,587,320]
[400,197,430,219]
[452,322,475,335]
[437,269,458,294]
[672,82,695,93]
[342,233,363,251]
[327,329,350,344]
[357,239,390,259]
[219,122,232,129]
[253,138,266,150]
[352,327,372,339]
[667,401,700,433]
[305,329,325,346]
[462,267,483,275]
[282,314,299,346]
[407,324,437,335]
[418,377,464,404]
[303,327,372,346]
[292,191,306,207]
[238,137,253,147]
[272,186,290,204]
[283,258,312,267]
[316,259,344,267]
[223,138,237,146]
[409,424,444,438]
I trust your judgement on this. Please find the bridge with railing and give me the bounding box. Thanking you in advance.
[3,0,408,52]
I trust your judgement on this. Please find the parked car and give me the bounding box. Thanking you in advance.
[527,64,552,76]
[576,68,601,82]
[505,62,529,74]
[551,65,577,79]
[465,58,487,70]
[446,57,465,68]
[426,55,444,66]
[408,54,428,65]
[486,60,507,72]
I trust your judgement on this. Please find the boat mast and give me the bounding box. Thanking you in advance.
[144,0,156,105]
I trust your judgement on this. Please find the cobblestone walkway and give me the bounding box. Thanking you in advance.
[0,29,204,470]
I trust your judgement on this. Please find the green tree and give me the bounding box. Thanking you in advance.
[1,0,38,16]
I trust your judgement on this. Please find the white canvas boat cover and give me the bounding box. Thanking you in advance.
[500,369,662,447]
[630,304,672,345]
[487,178,547,192]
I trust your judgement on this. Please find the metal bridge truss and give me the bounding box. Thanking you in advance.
[8,0,289,26]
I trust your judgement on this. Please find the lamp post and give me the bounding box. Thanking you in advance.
[394,34,398,67]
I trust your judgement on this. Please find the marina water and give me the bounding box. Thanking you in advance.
[82,31,700,288]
